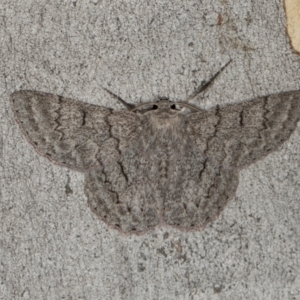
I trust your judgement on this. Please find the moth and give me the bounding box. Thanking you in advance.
[11,70,300,234]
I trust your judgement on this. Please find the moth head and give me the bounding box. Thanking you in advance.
[151,100,180,118]
[131,100,202,117]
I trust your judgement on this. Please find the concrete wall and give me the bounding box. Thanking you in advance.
[1,1,300,299]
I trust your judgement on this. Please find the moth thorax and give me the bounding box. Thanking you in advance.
[150,114,181,130]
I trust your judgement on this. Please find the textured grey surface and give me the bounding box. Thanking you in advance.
[1,0,300,299]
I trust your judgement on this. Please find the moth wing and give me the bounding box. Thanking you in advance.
[189,91,300,168]
[11,90,117,171]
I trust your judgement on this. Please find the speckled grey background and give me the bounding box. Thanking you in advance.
[1,1,300,299]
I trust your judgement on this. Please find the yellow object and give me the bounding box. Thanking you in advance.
[285,0,300,53]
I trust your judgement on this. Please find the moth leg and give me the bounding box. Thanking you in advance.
[102,87,135,110]
[186,59,231,103]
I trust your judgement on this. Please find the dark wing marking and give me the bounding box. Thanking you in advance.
[11,90,114,171]
[189,91,300,168]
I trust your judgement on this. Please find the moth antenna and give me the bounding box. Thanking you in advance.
[186,59,231,103]
[102,87,136,110]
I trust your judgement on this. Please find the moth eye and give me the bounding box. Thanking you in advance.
[170,104,176,110]
[152,105,158,110]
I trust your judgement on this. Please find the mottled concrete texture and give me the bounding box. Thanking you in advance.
[1,1,300,299]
